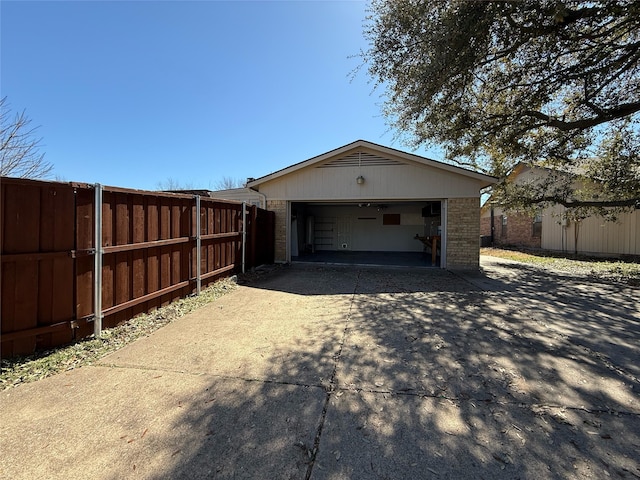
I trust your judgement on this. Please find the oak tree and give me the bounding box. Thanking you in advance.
[362,0,640,215]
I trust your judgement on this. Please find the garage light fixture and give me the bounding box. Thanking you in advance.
[356,175,365,185]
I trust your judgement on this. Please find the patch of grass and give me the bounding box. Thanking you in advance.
[0,277,237,390]
[481,247,640,286]
[480,248,557,265]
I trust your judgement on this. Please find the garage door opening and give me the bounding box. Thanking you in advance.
[290,201,443,267]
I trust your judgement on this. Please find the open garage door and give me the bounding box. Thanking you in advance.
[290,201,443,267]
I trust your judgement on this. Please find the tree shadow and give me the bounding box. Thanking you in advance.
[107,262,640,479]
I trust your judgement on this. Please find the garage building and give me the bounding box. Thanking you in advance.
[247,140,496,269]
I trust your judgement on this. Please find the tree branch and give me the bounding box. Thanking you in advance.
[534,196,640,209]
[523,102,640,131]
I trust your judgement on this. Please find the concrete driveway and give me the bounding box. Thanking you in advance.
[1,258,639,479]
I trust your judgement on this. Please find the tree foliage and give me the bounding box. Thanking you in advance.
[214,176,245,190]
[363,0,640,215]
[156,177,196,191]
[0,97,53,179]
[156,176,245,192]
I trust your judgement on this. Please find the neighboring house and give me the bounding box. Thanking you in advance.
[161,187,266,208]
[246,140,496,269]
[207,187,266,208]
[480,164,640,256]
[481,204,543,249]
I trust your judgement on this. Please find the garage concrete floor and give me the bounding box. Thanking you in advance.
[293,250,438,267]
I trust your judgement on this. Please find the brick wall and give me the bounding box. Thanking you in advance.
[480,215,492,237]
[447,197,480,269]
[479,209,541,249]
[267,200,287,262]
[493,211,541,249]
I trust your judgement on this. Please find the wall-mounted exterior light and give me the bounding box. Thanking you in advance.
[356,175,365,185]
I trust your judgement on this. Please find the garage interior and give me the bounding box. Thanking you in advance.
[290,201,442,267]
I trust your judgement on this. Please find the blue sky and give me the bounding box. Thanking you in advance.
[2,1,442,191]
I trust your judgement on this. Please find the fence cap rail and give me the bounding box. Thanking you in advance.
[0,176,89,189]
[0,177,268,210]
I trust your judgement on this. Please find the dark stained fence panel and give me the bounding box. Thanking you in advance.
[1,178,275,359]
[99,188,196,327]
[1,179,77,357]
[251,208,275,266]
[74,184,96,341]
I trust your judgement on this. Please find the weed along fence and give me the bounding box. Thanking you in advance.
[1,177,275,359]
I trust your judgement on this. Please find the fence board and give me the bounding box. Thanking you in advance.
[147,246,160,304]
[46,184,76,348]
[3,182,40,253]
[75,186,95,340]
[1,178,274,358]
[1,262,17,356]
[1,180,78,357]
[11,250,36,354]
[49,257,74,348]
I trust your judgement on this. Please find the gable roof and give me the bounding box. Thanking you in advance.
[246,140,497,188]
[480,162,583,213]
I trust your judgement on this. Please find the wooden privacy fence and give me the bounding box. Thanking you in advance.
[1,177,275,359]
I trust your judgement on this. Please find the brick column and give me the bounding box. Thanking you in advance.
[447,197,480,269]
[266,200,288,263]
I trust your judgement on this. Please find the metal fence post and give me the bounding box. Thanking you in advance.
[94,183,103,337]
[242,202,247,274]
[195,195,201,295]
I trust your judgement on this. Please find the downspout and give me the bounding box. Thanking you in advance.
[490,207,495,246]
[440,199,447,269]
[285,201,292,263]
[242,201,246,274]
[248,186,267,210]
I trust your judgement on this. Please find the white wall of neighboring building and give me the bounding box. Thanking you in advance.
[541,204,640,256]
[208,188,265,208]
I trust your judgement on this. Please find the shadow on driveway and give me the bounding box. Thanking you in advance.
[1,259,638,479]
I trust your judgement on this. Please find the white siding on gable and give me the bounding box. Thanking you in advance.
[257,161,483,201]
[317,151,405,168]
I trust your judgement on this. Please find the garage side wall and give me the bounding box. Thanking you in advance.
[267,200,287,262]
[447,197,480,269]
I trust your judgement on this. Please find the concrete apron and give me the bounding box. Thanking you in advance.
[1,261,639,479]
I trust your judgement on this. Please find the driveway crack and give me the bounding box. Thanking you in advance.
[304,270,361,480]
